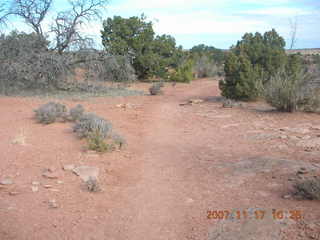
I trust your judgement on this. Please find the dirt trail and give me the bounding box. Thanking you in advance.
[0,79,320,240]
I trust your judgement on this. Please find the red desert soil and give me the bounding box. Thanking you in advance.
[0,78,320,240]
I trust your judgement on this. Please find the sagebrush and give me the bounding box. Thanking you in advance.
[34,102,68,124]
[73,113,112,139]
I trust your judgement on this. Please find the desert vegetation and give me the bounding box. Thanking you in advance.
[1,1,320,239]
[219,29,320,112]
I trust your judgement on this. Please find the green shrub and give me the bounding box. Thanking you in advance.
[34,102,68,124]
[73,113,112,138]
[69,104,85,121]
[294,178,320,200]
[220,29,287,100]
[170,60,194,83]
[219,54,263,101]
[87,130,115,153]
[149,82,163,95]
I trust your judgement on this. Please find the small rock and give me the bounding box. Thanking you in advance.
[49,188,60,192]
[31,186,39,192]
[282,194,292,199]
[288,178,295,181]
[297,168,309,175]
[57,180,64,184]
[62,164,75,171]
[32,181,40,185]
[43,185,53,188]
[73,166,99,182]
[185,198,194,204]
[280,135,288,139]
[49,199,58,209]
[189,99,204,105]
[42,170,59,179]
[0,178,14,185]
[9,191,19,196]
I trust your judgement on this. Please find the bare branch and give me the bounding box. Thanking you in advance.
[11,0,52,38]
[289,16,298,50]
[0,1,11,29]
[51,0,108,54]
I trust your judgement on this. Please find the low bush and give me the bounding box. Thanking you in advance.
[265,68,320,112]
[87,130,114,153]
[73,113,112,139]
[34,102,68,124]
[294,178,320,200]
[149,82,163,95]
[85,176,101,192]
[193,55,221,78]
[169,60,194,83]
[69,104,85,121]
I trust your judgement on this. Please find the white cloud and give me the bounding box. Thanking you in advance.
[240,7,311,16]
[152,11,271,35]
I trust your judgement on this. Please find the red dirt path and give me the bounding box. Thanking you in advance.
[0,78,319,239]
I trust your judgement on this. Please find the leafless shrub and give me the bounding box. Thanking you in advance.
[11,0,52,38]
[50,0,108,54]
[0,32,137,95]
[34,102,68,124]
[294,178,320,200]
[193,55,221,78]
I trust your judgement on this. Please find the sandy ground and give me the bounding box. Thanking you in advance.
[0,78,320,240]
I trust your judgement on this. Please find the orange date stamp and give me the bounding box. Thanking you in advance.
[207,209,303,221]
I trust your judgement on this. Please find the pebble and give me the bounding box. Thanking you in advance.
[282,194,292,199]
[49,199,58,209]
[31,186,39,192]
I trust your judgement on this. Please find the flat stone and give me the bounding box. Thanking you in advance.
[0,178,14,185]
[73,166,99,182]
[32,181,40,185]
[31,186,39,192]
[62,164,75,171]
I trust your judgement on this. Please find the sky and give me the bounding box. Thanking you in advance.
[6,0,320,49]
